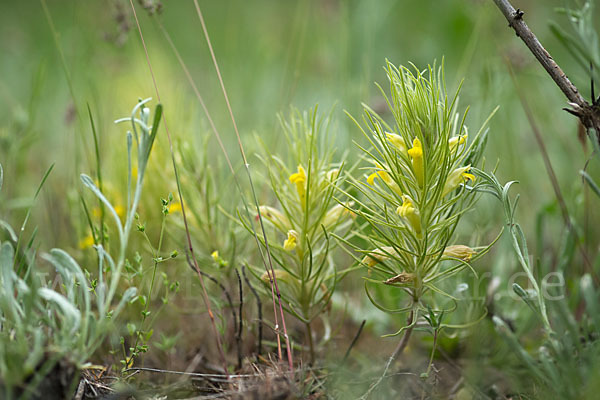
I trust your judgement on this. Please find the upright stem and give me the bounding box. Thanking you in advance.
[192,0,294,370]
[128,0,229,375]
[305,321,315,364]
[388,311,415,365]
[361,309,416,400]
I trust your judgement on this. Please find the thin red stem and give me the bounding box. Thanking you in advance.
[192,0,294,371]
[128,0,229,376]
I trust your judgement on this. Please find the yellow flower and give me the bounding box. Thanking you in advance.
[442,165,475,197]
[168,201,182,214]
[92,204,125,219]
[367,170,391,186]
[289,165,307,208]
[124,355,134,369]
[386,132,407,153]
[211,250,228,267]
[283,230,299,252]
[443,245,476,261]
[367,163,403,196]
[449,134,467,153]
[79,234,95,249]
[397,195,422,236]
[407,138,424,187]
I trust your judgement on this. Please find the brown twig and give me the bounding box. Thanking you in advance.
[342,320,366,365]
[184,254,237,368]
[491,0,600,141]
[360,310,415,400]
[235,268,244,370]
[243,265,263,360]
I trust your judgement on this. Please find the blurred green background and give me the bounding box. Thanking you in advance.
[1,1,599,395]
[1,1,595,235]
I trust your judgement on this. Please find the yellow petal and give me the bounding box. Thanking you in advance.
[289,164,306,184]
[290,165,307,207]
[461,172,475,182]
[443,165,473,197]
[408,138,424,187]
[283,230,299,251]
[79,234,95,249]
[448,134,467,153]
[397,195,421,236]
[367,172,379,186]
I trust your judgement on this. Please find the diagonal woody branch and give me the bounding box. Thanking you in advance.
[491,0,600,141]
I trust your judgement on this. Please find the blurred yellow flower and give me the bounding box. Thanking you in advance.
[323,202,355,228]
[326,168,339,182]
[386,132,407,153]
[92,204,125,219]
[283,230,299,251]
[397,195,421,236]
[367,163,403,196]
[407,138,424,187]
[261,269,294,285]
[443,245,476,261]
[442,165,475,197]
[168,201,182,213]
[289,164,307,208]
[367,169,391,186]
[79,234,95,249]
[448,134,467,153]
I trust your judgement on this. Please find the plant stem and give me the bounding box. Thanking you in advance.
[361,310,415,400]
[305,321,315,364]
[128,0,229,376]
[190,0,294,371]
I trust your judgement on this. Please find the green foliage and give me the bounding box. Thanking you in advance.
[244,107,355,358]
[551,0,600,98]
[480,172,600,399]
[0,99,161,397]
[343,61,497,336]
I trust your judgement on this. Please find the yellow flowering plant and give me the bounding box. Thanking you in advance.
[243,108,355,362]
[342,61,500,346]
